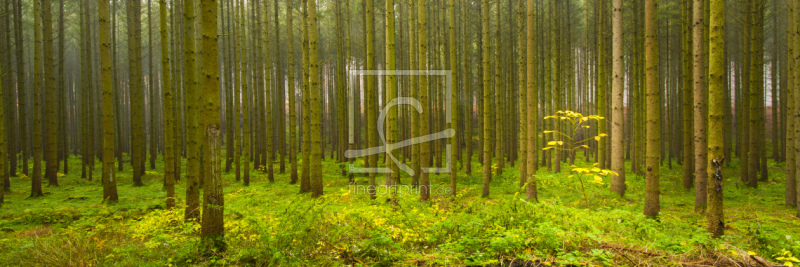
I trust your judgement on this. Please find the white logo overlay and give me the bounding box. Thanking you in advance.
[345,70,454,175]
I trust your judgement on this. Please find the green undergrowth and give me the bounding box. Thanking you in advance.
[0,154,798,266]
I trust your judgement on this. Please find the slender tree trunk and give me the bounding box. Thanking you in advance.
[610,0,626,197]
[159,0,174,208]
[787,0,797,207]
[288,0,297,184]
[300,0,310,193]
[693,0,708,212]
[30,0,44,198]
[480,0,491,198]
[525,0,538,201]
[14,0,27,178]
[682,0,694,189]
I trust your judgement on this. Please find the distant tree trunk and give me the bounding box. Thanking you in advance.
[309,0,323,198]
[463,1,471,176]
[610,0,625,197]
[14,0,28,178]
[184,0,201,221]
[707,0,725,237]
[58,0,67,176]
[31,0,44,198]
[693,0,708,212]
[480,0,491,198]
[241,0,251,186]
[264,0,274,183]
[644,0,660,219]
[740,5,751,184]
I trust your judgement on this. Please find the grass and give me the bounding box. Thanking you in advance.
[0,152,799,266]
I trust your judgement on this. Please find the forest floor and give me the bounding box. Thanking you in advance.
[0,154,798,266]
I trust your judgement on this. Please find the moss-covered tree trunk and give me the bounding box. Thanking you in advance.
[30,0,43,198]
[99,0,119,203]
[644,0,660,219]
[707,0,725,237]
[199,0,225,251]
[43,0,58,187]
[159,0,174,208]
[309,0,323,197]
[184,0,201,220]
[419,0,430,201]
[129,0,145,187]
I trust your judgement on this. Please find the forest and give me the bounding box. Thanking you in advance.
[0,0,799,265]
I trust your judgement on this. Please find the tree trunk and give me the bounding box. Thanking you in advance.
[693,0,708,212]
[707,0,725,237]
[644,0,660,219]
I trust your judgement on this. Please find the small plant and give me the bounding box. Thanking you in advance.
[542,110,616,206]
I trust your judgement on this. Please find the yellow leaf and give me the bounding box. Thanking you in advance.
[747,251,756,256]
[557,141,564,145]
[599,133,608,137]
[594,136,601,141]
